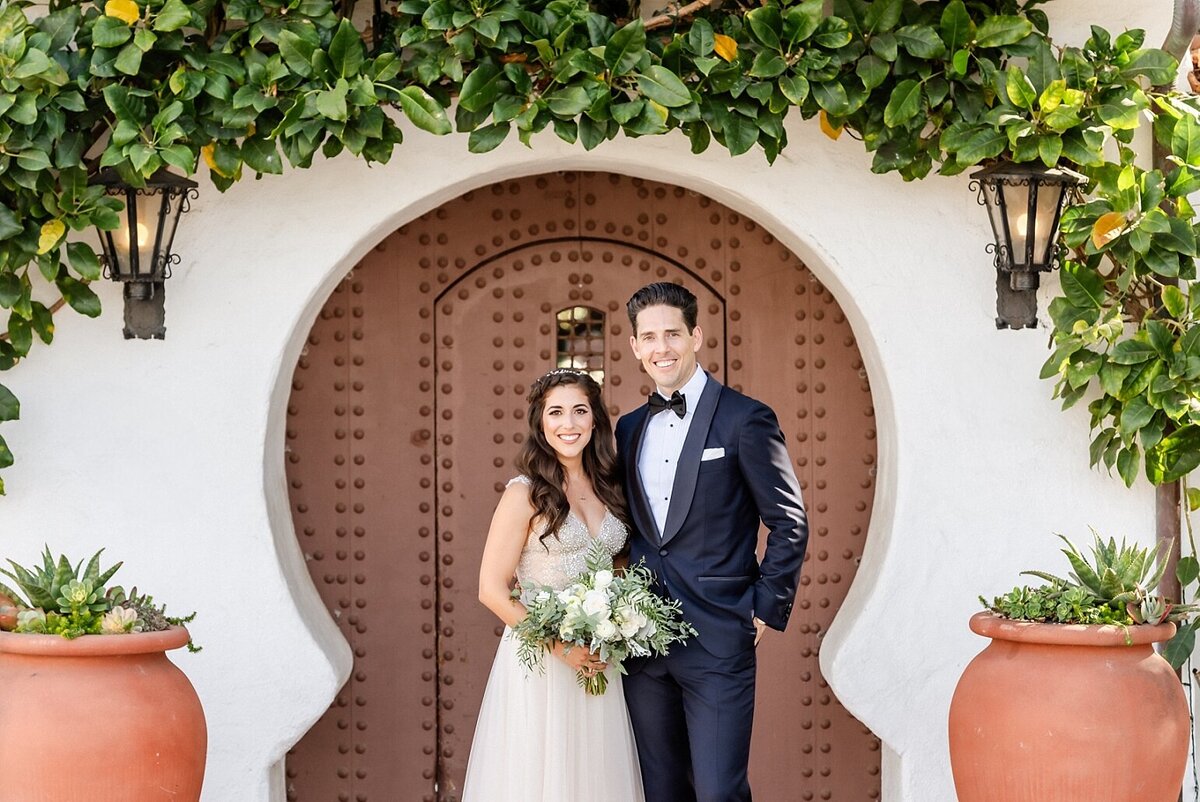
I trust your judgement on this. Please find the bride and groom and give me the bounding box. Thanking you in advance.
[465,282,809,801]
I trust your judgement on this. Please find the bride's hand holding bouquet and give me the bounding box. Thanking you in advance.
[512,541,697,695]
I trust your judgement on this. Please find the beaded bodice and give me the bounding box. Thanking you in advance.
[508,475,628,591]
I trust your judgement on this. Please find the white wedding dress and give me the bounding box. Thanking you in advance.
[461,476,646,802]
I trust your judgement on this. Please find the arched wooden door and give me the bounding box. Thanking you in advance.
[284,173,880,802]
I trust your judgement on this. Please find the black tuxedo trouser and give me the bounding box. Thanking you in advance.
[624,642,756,802]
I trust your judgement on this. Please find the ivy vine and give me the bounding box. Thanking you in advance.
[0,0,1198,513]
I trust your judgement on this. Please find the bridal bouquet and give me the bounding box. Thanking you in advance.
[512,541,697,695]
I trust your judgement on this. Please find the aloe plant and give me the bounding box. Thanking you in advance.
[0,547,121,615]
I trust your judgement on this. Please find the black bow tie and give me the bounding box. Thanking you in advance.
[648,391,687,419]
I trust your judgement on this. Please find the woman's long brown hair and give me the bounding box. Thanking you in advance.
[515,370,629,547]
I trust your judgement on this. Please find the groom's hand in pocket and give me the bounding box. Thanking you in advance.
[753,616,767,646]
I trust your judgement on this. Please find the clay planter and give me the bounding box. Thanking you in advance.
[0,626,206,801]
[949,611,1187,802]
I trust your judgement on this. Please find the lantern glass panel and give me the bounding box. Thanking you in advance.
[1000,178,1032,269]
[1032,181,1066,268]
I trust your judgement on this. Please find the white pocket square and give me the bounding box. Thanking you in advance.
[701,447,725,461]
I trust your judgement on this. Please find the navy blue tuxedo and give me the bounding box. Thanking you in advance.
[617,378,808,802]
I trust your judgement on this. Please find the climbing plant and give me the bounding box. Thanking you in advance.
[0,0,1198,522]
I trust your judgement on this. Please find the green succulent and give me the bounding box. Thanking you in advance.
[0,547,121,616]
[983,531,1199,628]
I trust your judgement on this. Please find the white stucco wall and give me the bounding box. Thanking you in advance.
[0,4,1184,800]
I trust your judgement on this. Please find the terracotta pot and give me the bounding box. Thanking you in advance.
[949,612,1187,802]
[0,626,206,801]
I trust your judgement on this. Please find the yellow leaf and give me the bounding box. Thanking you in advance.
[202,143,231,178]
[37,220,65,255]
[819,110,843,140]
[1091,211,1127,250]
[714,34,738,63]
[649,100,668,123]
[105,0,140,25]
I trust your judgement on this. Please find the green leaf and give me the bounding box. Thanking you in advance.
[1005,66,1036,110]
[397,87,451,135]
[883,79,921,127]
[1163,285,1188,318]
[0,434,11,472]
[1061,261,1104,309]
[1110,339,1159,365]
[894,25,944,59]
[114,42,143,75]
[637,66,691,108]
[460,63,504,113]
[315,78,350,121]
[975,15,1033,48]
[955,128,1006,165]
[153,0,192,31]
[1189,487,1200,512]
[1165,622,1197,669]
[779,74,809,105]
[546,86,591,116]
[939,0,972,50]
[856,54,888,91]
[746,7,782,52]
[1172,114,1200,167]
[57,277,101,318]
[66,242,101,281]
[1178,556,1200,586]
[749,52,787,79]
[812,81,851,116]
[467,122,510,153]
[1120,49,1178,86]
[1146,425,1200,484]
[0,383,18,422]
[92,16,133,47]
[240,137,284,174]
[1120,396,1155,439]
[686,19,714,56]
[864,0,902,32]
[605,19,645,76]
[0,207,20,241]
[277,30,316,78]
[1117,444,1140,487]
[328,18,365,78]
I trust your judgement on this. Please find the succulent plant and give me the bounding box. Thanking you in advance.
[983,531,1198,627]
[0,547,121,615]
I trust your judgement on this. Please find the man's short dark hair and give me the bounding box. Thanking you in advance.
[627,282,698,333]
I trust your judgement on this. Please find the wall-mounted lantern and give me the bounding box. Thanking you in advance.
[89,168,198,340]
[970,160,1085,329]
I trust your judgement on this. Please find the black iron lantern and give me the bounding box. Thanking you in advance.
[90,168,198,339]
[970,160,1085,329]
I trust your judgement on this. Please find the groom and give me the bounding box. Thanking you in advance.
[617,282,808,802]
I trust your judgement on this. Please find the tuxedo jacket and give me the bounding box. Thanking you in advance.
[616,379,808,658]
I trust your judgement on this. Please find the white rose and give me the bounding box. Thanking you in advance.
[556,589,574,605]
[534,590,551,604]
[593,570,613,590]
[559,623,576,640]
[637,620,657,640]
[595,619,619,640]
[618,616,640,638]
[582,589,611,617]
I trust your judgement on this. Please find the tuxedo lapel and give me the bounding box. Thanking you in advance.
[625,406,660,542]
[660,381,721,546]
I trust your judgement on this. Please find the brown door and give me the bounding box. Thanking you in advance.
[285,172,880,802]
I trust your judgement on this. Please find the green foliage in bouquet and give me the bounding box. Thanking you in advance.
[0,546,198,646]
[513,540,696,694]
[981,531,1198,666]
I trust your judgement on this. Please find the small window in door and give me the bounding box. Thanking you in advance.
[555,306,605,384]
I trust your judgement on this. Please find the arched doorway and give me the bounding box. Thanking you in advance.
[283,172,880,801]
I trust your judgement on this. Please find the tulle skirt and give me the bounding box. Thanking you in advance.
[461,628,646,802]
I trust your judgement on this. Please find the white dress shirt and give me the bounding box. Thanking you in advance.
[638,367,708,537]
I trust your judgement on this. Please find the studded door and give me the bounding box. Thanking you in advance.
[285,172,880,802]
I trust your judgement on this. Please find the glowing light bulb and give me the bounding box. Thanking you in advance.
[115,222,150,254]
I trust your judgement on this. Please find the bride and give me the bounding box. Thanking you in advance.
[462,368,645,802]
